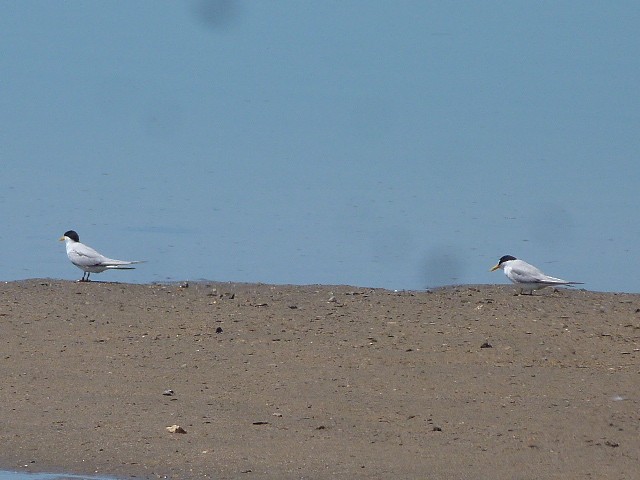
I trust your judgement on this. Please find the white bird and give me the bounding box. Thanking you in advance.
[59,230,143,282]
[490,255,583,295]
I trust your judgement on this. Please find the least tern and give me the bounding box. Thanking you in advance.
[59,230,143,282]
[490,255,583,295]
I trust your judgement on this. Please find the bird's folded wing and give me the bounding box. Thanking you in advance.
[68,248,108,267]
[102,264,136,270]
[541,275,573,284]
[509,266,557,284]
[518,270,570,284]
[100,258,143,266]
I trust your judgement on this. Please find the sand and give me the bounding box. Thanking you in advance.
[0,279,638,479]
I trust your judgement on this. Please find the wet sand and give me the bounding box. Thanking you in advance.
[1,279,638,479]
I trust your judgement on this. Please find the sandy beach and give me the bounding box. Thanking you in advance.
[0,279,638,479]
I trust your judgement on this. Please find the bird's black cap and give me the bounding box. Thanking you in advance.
[498,255,517,265]
[63,230,80,242]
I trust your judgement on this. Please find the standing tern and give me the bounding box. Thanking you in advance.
[59,230,143,282]
[490,255,583,295]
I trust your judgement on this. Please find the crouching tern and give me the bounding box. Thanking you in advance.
[59,230,144,282]
[490,255,583,295]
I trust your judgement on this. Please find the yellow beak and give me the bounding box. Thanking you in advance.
[490,264,500,272]
[58,236,66,242]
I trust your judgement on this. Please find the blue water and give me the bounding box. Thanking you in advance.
[2,3,638,293]
[0,472,117,480]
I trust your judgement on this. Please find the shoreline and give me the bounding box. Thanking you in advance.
[1,279,638,479]
[6,277,632,295]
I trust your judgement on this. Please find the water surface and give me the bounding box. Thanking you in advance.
[0,472,117,480]
[2,3,639,293]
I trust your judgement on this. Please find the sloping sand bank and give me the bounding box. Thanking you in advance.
[1,280,638,479]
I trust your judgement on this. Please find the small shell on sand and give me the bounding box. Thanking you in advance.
[166,424,187,434]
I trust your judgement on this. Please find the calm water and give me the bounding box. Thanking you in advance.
[2,3,639,293]
[0,472,117,480]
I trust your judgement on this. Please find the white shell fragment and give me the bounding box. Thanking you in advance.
[166,424,187,434]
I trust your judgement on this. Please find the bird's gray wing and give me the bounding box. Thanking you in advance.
[68,243,111,267]
[510,263,558,284]
[99,258,142,267]
[540,274,583,285]
[509,260,581,285]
